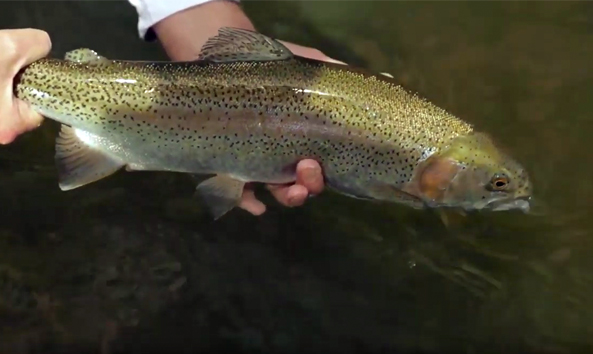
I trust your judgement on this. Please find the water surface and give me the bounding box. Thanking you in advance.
[0,1,592,353]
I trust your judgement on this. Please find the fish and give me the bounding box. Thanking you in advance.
[13,27,532,219]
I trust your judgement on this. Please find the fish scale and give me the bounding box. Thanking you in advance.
[13,27,532,218]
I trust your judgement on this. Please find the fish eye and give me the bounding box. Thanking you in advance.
[489,174,510,191]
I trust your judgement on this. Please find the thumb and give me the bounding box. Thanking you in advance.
[0,28,51,78]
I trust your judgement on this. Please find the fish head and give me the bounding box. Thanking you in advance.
[405,132,532,213]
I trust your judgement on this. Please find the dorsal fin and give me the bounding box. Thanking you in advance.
[197,27,294,63]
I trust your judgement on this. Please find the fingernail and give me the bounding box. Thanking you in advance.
[287,196,298,207]
[325,57,347,65]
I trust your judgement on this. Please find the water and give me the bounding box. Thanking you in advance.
[0,1,592,352]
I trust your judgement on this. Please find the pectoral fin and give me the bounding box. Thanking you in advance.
[195,175,246,219]
[367,184,425,209]
[55,125,125,191]
[385,187,425,209]
[330,178,425,209]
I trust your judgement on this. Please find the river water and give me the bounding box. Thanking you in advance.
[0,1,592,353]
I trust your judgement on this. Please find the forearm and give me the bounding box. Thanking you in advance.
[154,1,254,61]
[130,0,255,61]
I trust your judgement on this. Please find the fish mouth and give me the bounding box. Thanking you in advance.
[486,197,531,213]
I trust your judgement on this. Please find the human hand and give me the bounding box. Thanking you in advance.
[0,28,51,144]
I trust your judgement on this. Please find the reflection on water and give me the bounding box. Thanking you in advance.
[1,1,593,352]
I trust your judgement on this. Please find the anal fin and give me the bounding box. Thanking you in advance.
[55,125,125,191]
[195,174,246,219]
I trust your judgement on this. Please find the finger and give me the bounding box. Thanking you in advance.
[295,159,324,196]
[0,28,51,77]
[267,184,309,207]
[0,102,43,145]
[238,188,266,215]
[15,99,44,130]
[279,40,346,65]
[0,91,45,145]
[322,57,347,65]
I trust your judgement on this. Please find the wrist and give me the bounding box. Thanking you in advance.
[153,0,255,61]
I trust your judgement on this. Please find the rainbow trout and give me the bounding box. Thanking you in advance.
[13,28,532,218]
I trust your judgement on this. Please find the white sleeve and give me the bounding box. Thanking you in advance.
[127,0,240,40]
